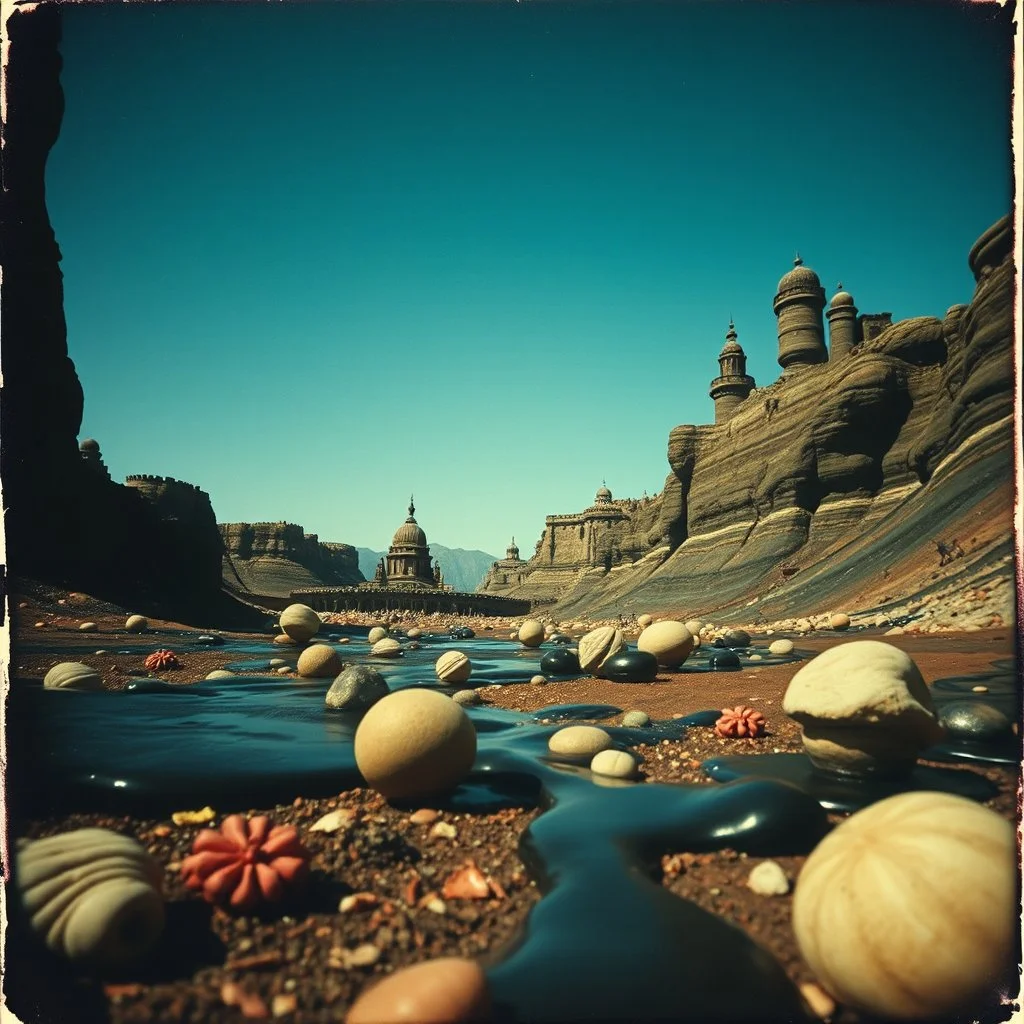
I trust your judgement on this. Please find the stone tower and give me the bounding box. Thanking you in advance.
[774,255,827,370]
[709,321,756,423]
[826,283,859,360]
[385,497,436,588]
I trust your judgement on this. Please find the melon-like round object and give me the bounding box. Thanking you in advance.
[435,651,472,684]
[577,626,626,674]
[637,620,694,667]
[518,620,545,647]
[279,604,321,643]
[769,639,794,656]
[125,615,148,633]
[44,662,104,691]
[296,644,343,679]
[370,638,403,658]
[367,626,389,645]
[829,612,851,630]
[354,689,477,799]
[792,791,1016,1020]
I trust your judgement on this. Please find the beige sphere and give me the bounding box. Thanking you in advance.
[829,612,851,630]
[44,662,103,691]
[435,651,472,684]
[637,620,694,667]
[273,634,297,646]
[548,725,613,759]
[407,627,423,639]
[279,604,321,643]
[354,689,477,799]
[345,957,489,1024]
[793,792,1016,1020]
[684,619,703,636]
[636,614,653,628]
[368,626,389,645]
[370,638,403,658]
[769,638,794,656]
[518,620,545,647]
[296,644,343,679]
[78,622,98,633]
[590,749,638,779]
[125,615,148,633]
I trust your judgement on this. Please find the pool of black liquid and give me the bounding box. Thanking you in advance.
[8,631,1017,1022]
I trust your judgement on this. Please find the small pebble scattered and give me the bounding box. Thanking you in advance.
[747,860,790,896]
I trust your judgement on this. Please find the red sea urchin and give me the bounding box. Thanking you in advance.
[144,649,181,671]
[180,814,311,911]
[715,706,767,739]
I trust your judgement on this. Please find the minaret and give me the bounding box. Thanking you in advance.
[709,321,756,424]
[826,282,859,360]
[773,254,827,370]
[506,537,520,561]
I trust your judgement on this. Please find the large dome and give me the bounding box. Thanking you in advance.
[391,500,427,548]
[777,256,822,295]
[595,483,612,503]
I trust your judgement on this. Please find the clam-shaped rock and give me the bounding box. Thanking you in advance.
[16,828,164,967]
[367,626,389,645]
[782,640,943,776]
[325,664,390,711]
[370,638,403,658]
[435,651,472,685]
[296,644,343,679]
[125,614,149,633]
[517,620,545,647]
[181,814,311,911]
[793,792,1016,1020]
[354,689,477,799]
[577,626,626,674]
[279,603,321,643]
[43,662,104,691]
[637,620,694,667]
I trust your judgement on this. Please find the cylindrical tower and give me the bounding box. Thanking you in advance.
[709,321,756,424]
[826,282,859,360]
[774,255,827,369]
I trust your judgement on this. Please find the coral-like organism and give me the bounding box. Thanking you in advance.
[180,814,310,911]
[144,649,181,671]
[714,705,766,738]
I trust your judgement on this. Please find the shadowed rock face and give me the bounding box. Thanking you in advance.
[510,216,1014,620]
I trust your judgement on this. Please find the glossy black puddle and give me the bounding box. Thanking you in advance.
[8,635,1014,1023]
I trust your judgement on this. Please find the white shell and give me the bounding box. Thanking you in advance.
[577,626,626,674]
[43,662,104,691]
[16,829,164,967]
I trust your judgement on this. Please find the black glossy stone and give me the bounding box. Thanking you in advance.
[196,634,225,646]
[708,650,741,670]
[451,626,475,640]
[540,648,582,677]
[939,700,1014,743]
[599,650,659,683]
[549,633,573,645]
[723,629,750,648]
[712,637,727,648]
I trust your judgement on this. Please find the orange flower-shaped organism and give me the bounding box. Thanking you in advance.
[714,705,766,739]
[180,814,310,911]
[144,649,181,671]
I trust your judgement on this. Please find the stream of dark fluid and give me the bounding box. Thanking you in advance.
[7,630,1017,1022]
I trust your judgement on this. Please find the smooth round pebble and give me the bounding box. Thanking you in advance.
[548,725,613,759]
[205,670,235,679]
[684,619,703,637]
[435,651,472,685]
[268,658,288,668]
[370,638,403,658]
[637,620,694,667]
[722,629,750,648]
[637,614,653,628]
[599,649,658,683]
[590,749,638,779]
[276,666,292,675]
[768,639,794,656]
[708,650,741,670]
[297,644,343,679]
[518,620,545,647]
[125,615,148,633]
[747,860,790,896]
[452,689,480,707]
[540,648,581,677]
[830,612,851,630]
[78,622,98,632]
[368,626,389,645]
[748,653,763,661]
[939,701,1014,743]
[621,710,651,728]
[273,634,297,646]
[530,675,547,686]
[279,603,321,643]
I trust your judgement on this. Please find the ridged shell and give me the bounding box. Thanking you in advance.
[279,603,321,643]
[43,662,104,691]
[16,828,164,967]
[370,638,403,658]
[435,651,472,684]
[577,627,626,674]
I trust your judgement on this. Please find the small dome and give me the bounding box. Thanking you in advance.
[777,255,822,295]
[391,498,427,548]
[595,483,612,503]
[720,320,743,356]
[79,438,100,452]
[829,283,855,309]
[506,537,520,559]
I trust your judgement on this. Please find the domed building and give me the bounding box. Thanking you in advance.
[381,497,441,589]
[478,537,531,595]
[773,255,828,369]
[826,282,859,360]
[709,321,756,423]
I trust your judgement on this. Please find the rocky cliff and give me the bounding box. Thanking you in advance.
[504,216,1015,621]
[221,523,364,598]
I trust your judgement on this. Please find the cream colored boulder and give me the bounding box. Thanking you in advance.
[548,725,613,760]
[367,626,389,645]
[125,615,148,633]
[44,662,104,691]
[590,749,638,779]
[637,614,653,628]
[354,689,477,799]
[577,626,626,674]
[370,638,403,658]
[345,957,489,1024]
[78,622,98,633]
[793,792,1016,1020]
[768,638,794,656]
[296,644,343,679]
[684,619,703,636]
[273,633,297,646]
[435,651,472,685]
[829,612,851,630]
[783,641,943,775]
[637,620,694,667]
[279,604,321,643]
[205,670,235,680]
[518,620,545,647]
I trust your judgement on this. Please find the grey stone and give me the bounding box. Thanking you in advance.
[326,664,390,711]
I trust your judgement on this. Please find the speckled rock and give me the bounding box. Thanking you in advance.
[296,644,343,679]
[370,638,403,658]
[125,615,148,633]
[621,710,651,728]
[768,639,795,656]
[548,725,613,760]
[938,701,1014,744]
[577,626,626,674]
[530,675,547,686]
[325,665,390,711]
[783,641,943,776]
[43,662,104,691]
[637,621,694,667]
[518,620,545,647]
[354,689,477,799]
[279,604,321,643]
[590,749,638,779]
[435,651,472,685]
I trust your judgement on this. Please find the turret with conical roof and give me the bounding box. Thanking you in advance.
[773,254,827,369]
[826,282,859,360]
[709,321,756,423]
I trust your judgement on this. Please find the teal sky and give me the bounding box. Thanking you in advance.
[47,1,1013,556]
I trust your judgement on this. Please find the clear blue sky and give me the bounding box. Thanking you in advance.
[47,1,1013,555]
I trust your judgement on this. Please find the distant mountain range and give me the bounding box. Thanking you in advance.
[356,543,500,593]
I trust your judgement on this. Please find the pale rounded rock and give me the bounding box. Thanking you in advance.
[273,634,297,646]
[368,626,389,645]
[435,651,472,685]
[268,658,288,668]
[205,670,235,679]
[768,639,795,656]
[621,710,650,728]
[547,725,613,759]
[326,665,390,711]
[407,627,423,639]
[637,620,694,668]
[78,622,98,633]
[279,603,321,643]
[747,860,790,896]
[829,612,851,631]
[590,749,638,779]
[297,644,343,679]
[276,666,292,675]
[452,689,480,707]
[370,638,403,658]
[637,614,653,628]
[577,626,626,674]
[518,620,545,647]
[44,662,103,691]
[354,689,477,799]
[684,619,703,637]
[530,675,547,686]
[125,615,148,633]
[793,792,1016,1020]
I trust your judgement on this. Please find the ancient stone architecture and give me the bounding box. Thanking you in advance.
[825,284,858,361]
[78,438,112,481]
[774,255,828,370]
[477,538,532,595]
[382,498,441,589]
[709,322,756,424]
